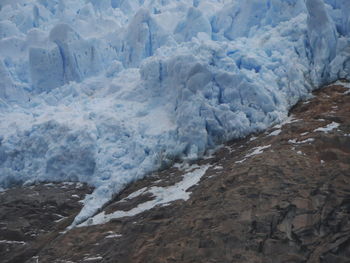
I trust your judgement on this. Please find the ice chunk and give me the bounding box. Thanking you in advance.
[122,9,166,67]
[0,120,97,188]
[0,60,15,103]
[29,47,64,93]
[213,1,269,40]
[110,0,139,15]
[340,1,350,36]
[29,24,102,92]
[0,60,28,105]
[306,0,338,85]
[0,21,21,39]
[174,7,211,42]
[49,24,102,82]
[325,0,350,36]
[212,0,305,40]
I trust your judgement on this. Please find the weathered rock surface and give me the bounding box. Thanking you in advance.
[0,182,93,263]
[1,81,350,263]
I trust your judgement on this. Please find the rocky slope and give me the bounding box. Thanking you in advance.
[1,81,350,263]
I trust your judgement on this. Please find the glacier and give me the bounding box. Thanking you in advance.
[0,0,349,226]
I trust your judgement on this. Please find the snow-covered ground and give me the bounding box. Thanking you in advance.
[314,122,340,133]
[0,0,349,226]
[79,164,210,227]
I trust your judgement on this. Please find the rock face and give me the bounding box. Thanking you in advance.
[0,182,93,263]
[1,81,350,263]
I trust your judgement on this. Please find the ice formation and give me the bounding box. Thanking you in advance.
[0,0,349,226]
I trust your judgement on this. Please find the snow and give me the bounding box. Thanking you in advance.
[340,82,350,89]
[54,216,67,223]
[245,145,271,158]
[249,136,258,142]
[332,80,350,87]
[105,233,122,239]
[78,165,209,226]
[314,122,340,133]
[83,256,103,262]
[173,163,201,172]
[273,116,299,129]
[288,138,315,144]
[120,187,149,202]
[235,145,271,164]
[268,129,282,136]
[333,80,350,94]
[0,0,349,226]
[235,159,246,164]
[0,240,26,245]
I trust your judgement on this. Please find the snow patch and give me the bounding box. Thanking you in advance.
[83,256,103,262]
[288,138,315,144]
[105,232,122,239]
[273,116,299,129]
[333,80,350,89]
[249,136,258,142]
[0,240,26,245]
[245,145,271,158]
[78,165,210,226]
[314,122,340,133]
[268,129,282,136]
[235,145,271,164]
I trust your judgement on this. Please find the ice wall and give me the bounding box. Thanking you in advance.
[306,0,338,85]
[212,0,306,40]
[0,0,349,226]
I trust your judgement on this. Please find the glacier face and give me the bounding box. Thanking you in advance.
[0,0,349,226]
